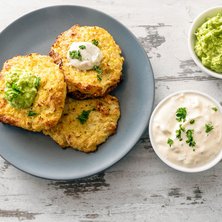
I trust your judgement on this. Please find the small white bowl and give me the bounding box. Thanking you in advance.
[188,6,222,79]
[149,90,222,173]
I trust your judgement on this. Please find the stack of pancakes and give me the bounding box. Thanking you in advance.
[0,25,124,152]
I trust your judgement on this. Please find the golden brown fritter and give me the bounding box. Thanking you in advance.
[0,53,67,131]
[44,95,120,152]
[49,25,124,99]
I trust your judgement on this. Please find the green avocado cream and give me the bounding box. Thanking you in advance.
[4,69,41,109]
[195,13,222,73]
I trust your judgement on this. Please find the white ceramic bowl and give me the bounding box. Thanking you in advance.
[188,6,222,79]
[149,90,222,173]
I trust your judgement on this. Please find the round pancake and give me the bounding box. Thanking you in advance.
[49,25,124,99]
[44,95,120,152]
[0,53,67,132]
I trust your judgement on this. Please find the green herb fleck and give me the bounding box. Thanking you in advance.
[93,65,102,74]
[186,129,196,148]
[97,74,102,81]
[205,123,214,133]
[212,107,218,112]
[167,138,174,147]
[176,124,185,141]
[190,119,195,124]
[69,50,82,60]
[34,76,41,88]
[28,111,37,116]
[92,39,99,46]
[77,110,91,124]
[79,45,86,50]
[93,65,103,81]
[176,107,187,122]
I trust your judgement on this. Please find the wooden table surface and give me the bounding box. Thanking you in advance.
[1,0,222,221]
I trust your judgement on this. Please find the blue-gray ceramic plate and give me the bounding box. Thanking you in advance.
[0,5,154,180]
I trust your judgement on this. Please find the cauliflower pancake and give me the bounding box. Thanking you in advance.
[49,25,124,99]
[44,95,120,152]
[0,53,66,131]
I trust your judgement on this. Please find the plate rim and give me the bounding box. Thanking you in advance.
[0,5,155,180]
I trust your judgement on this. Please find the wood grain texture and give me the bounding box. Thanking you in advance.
[1,0,222,221]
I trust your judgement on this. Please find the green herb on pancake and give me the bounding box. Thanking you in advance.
[92,39,99,46]
[77,110,92,124]
[28,111,37,116]
[93,65,103,81]
[97,74,102,81]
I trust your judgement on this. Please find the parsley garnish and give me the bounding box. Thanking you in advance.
[190,119,195,124]
[93,65,102,74]
[77,110,91,124]
[79,45,86,50]
[69,50,82,60]
[205,123,214,133]
[34,77,41,88]
[167,138,174,147]
[28,111,37,116]
[186,129,196,148]
[212,107,218,112]
[176,107,187,122]
[176,124,185,141]
[93,65,103,81]
[92,39,99,46]
[97,74,102,81]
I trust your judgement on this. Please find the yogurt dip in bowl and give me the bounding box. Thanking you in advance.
[149,90,222,172]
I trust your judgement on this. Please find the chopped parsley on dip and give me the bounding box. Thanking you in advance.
[194,13,222,73]
[4,69,40,109]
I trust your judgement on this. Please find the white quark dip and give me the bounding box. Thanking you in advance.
[150,92,222,168]
[67,42,103,70]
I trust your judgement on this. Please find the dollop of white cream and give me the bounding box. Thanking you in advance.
[67,42,103,70]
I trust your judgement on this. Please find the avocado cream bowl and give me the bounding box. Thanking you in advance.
[188,6,222,79]
[149,90,222,173]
